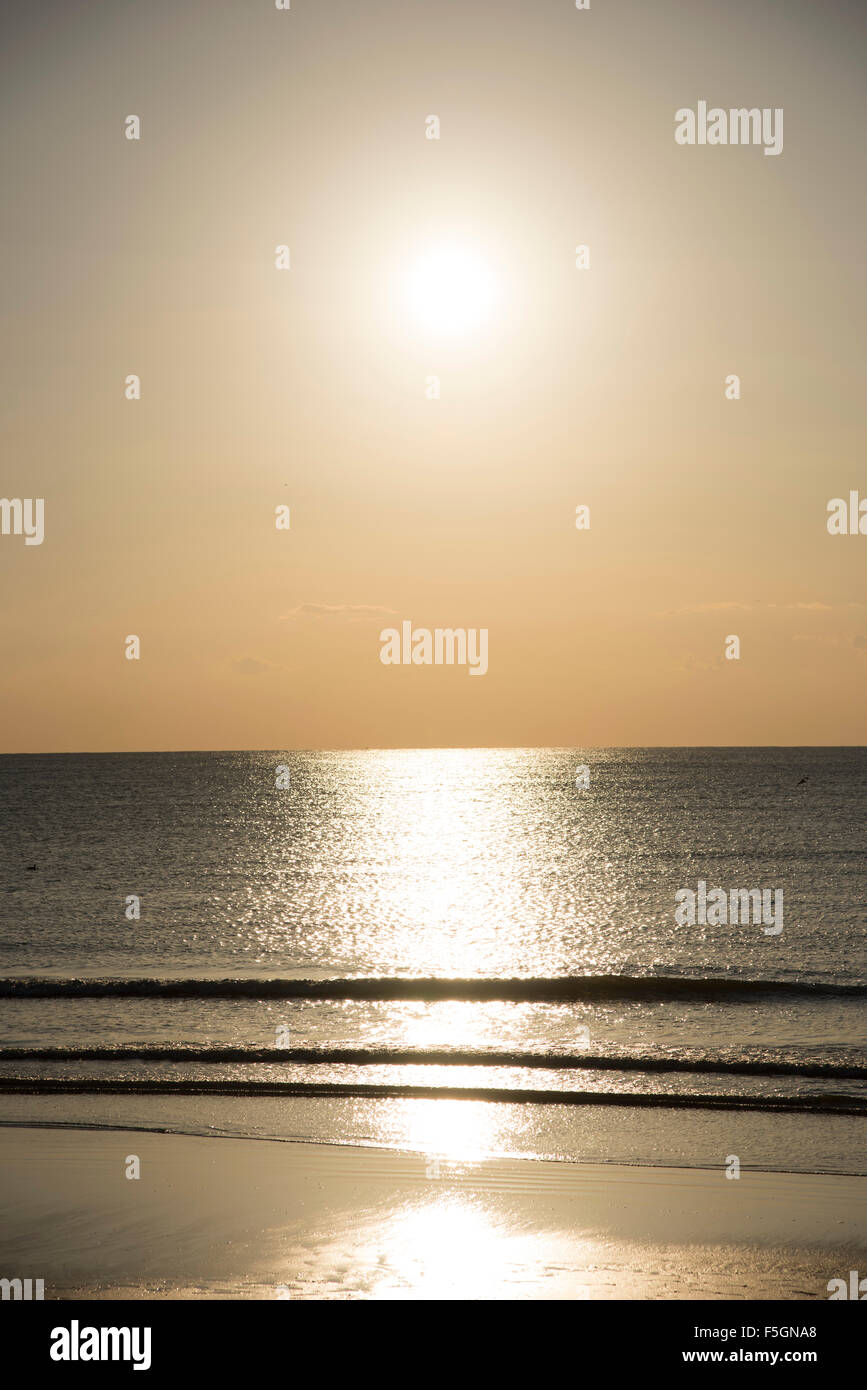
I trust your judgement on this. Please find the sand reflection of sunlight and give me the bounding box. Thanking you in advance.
[370,1196,511,1299]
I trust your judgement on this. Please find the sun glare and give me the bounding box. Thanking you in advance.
[405,245,499,335]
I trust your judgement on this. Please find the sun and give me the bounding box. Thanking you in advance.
[405,244,499,336]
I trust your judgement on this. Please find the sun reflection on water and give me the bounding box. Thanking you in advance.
[388,1097,504,1163]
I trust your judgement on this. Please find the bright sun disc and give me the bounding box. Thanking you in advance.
[405,246,498,335]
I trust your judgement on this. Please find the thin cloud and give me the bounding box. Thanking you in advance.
[659,601,754,616]
[792,634,867,654]
[660,600,849,617]
[281,603,397,621]
[230,657,280,676]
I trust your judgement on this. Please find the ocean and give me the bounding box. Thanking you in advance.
[1,748,865,1175]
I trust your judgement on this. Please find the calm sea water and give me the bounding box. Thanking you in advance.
[1,749,865,1173]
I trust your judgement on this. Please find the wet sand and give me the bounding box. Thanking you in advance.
[0,1126,863,1300]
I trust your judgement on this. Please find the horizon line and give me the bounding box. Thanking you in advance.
[1,744,865,757]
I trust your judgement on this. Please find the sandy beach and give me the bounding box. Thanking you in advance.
[0,1125,862,1300]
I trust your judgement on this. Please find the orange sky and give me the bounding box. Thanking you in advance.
[1,0,865,750]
